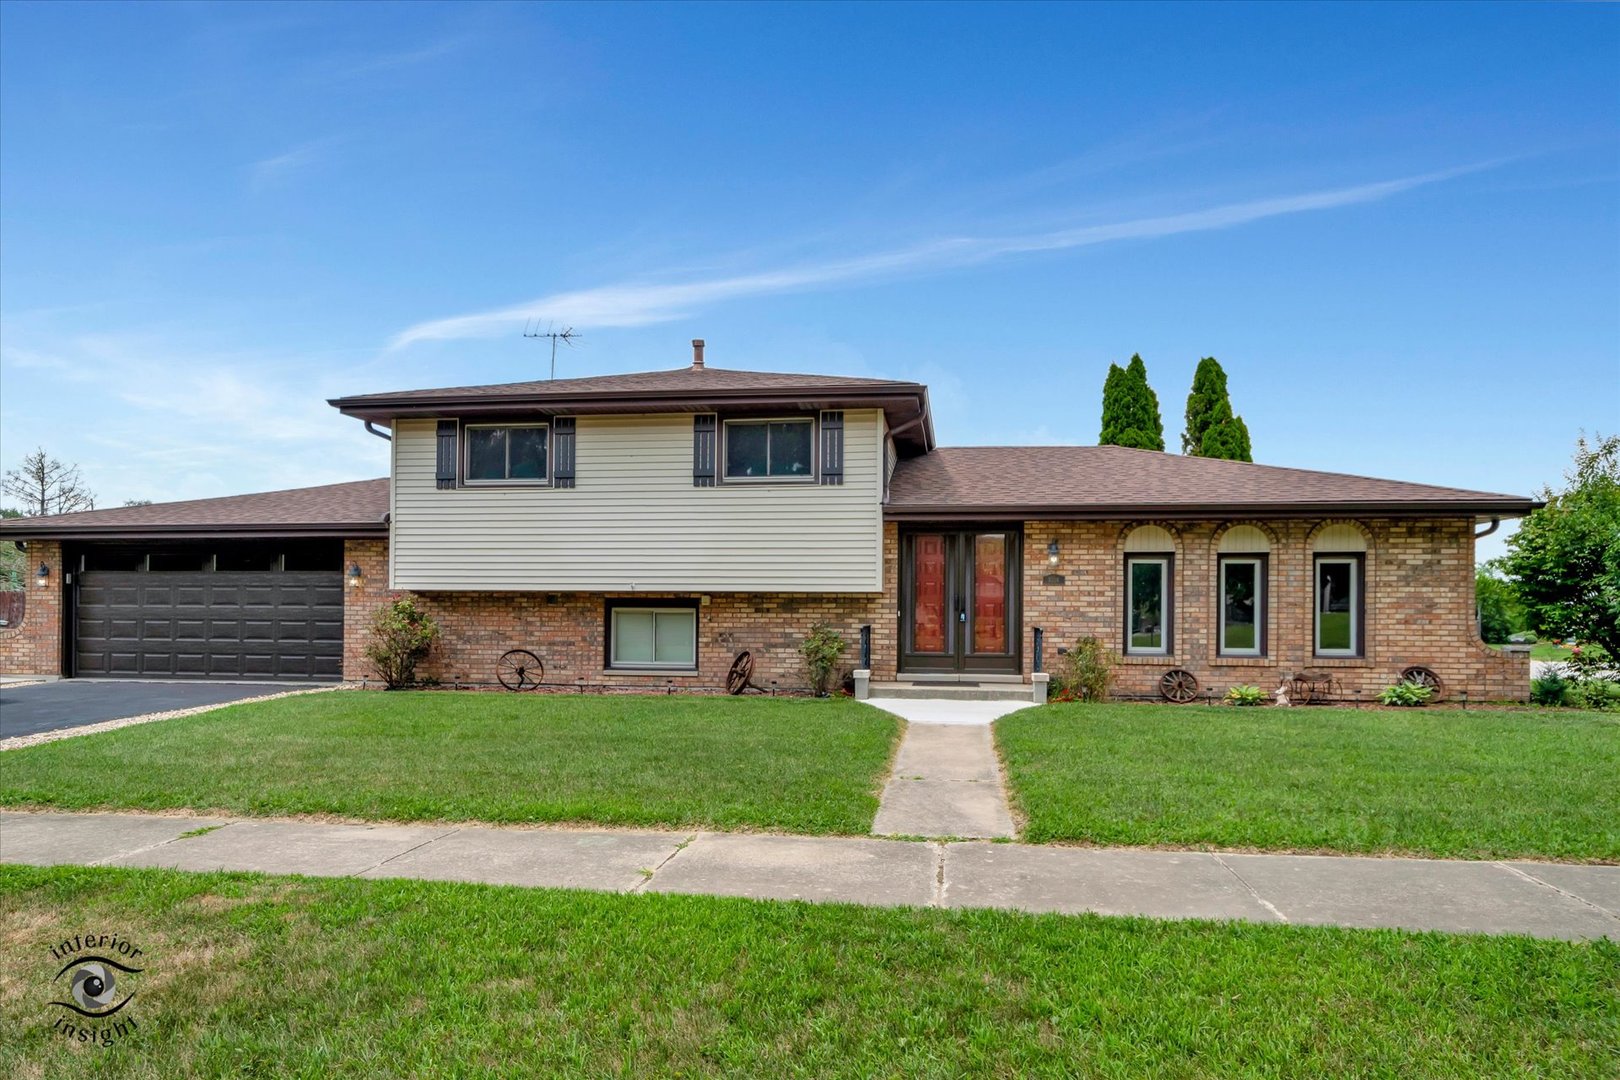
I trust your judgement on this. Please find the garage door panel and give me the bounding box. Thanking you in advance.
[77,570,342,682]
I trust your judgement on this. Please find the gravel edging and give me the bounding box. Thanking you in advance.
[0,684,357,751]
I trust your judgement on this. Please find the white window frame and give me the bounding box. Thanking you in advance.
[1314,556,1361,658]
[463,423,550,486]
[1125,555,1171,656]
[609,606,698,671]
[721,417,817,483]
[1218,556,1264,657]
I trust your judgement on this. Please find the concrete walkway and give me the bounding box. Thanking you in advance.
[3,811,1616,940]
[868,698,1024,839]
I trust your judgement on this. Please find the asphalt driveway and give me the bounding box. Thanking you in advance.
[0,680,290,739]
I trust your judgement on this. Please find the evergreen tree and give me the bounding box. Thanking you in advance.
[1182,357,1253,461]
[1099,354,1164,451]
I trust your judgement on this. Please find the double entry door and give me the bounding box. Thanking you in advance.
[900,529,1021,675]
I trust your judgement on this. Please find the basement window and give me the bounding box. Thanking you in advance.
[606,601,698,671]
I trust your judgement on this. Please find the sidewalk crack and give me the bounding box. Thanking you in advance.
[1496,862,1620,922]
[90,819,240,867]
[1211,853,1289,923]
[355,826,462,879]
[630,833,699,893]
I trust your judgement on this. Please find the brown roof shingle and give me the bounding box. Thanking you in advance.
[331,365,921,405]
[886,446,1538,519]
[0,478,389,539]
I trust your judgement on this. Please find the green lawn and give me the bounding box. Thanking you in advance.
[0,692,898,835]
[2,866,1615,1078]
[997,703,1620,860]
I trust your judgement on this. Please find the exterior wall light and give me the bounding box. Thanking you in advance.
[36,562,50,588]
[346,563,363,588]
[1046,540,1060,567]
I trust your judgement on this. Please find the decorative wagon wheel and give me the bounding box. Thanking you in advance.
[1399,666,1443,701]
[496,649,545,692]
[1159,668,1200,704]
[726,650,757,696]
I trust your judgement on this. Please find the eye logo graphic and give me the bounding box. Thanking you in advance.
[46,933,146,1046]
[54,956,141,1017]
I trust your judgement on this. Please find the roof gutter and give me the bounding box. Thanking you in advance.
[884,501,1541,522]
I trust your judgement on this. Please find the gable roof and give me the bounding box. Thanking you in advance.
[886,446,1539,520]
[329,365,935,454]
[0,479,390,540]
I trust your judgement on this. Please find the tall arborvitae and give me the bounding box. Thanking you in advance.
[1182,356,1253,462]
[1099,354,1165,451]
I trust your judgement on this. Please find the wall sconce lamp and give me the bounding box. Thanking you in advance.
[1046,540,1060,567]
[35,563,50,588]
[346,563,363,588]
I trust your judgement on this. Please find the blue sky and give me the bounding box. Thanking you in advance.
[2,2,1616,559]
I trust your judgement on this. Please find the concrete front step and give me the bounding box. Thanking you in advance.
[870,681,1034,702]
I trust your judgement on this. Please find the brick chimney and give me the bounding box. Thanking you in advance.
[691,339,705,370]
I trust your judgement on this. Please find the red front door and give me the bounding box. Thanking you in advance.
[900,529,1020,674]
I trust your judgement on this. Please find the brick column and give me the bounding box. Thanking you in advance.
[0,539,65,677]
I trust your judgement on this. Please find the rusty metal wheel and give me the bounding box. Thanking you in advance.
[726,650,755,696]
[497,649,545,691]
[1400,666,1443,701]
[1159,668,1199,704]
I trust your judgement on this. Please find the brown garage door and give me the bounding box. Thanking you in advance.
[75,571,343,680]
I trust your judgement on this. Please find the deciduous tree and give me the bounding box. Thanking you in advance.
[2,448,96,517]
[1502,433,1620,659]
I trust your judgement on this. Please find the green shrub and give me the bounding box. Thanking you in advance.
[1378,680,1434,707]
[1224,685,1266,706]
[1057,636,1116,702]
[1530,672,1569,707]
[1570,680,1620,711]
[365,594,440,689]
[798,624,848,698]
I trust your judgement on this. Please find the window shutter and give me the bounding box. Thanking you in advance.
[819,411,844,485]
[552,417,576,488]
[435,420,458,490]
[693,415,717,487]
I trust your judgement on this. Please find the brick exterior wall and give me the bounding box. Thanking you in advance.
[342,528,902,688]
[1021,517,1528,702]
[0,539,64,677]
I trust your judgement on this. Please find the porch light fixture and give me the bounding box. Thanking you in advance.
[35,563,50,588]
[1046,540,1060,566]
[346,563,363,588]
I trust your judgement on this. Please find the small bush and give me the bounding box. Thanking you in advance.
[1378,680,1434,707]
[1530,672,1569,707]
[1570,680,1620,711]
[1225,685,1266,707]
[365,594,440,689]
[799,624,848,698]
[1057,636,1116,702]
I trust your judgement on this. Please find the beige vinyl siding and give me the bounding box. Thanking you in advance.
[390,411,884,592]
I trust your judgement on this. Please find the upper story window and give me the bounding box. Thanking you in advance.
[465,424,548,484]
[724,419,814,481]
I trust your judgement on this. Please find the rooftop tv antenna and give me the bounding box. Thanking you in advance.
[522,321,580,381]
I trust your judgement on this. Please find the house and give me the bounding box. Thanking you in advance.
[0,341,1537,701]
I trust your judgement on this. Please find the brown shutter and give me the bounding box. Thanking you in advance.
[693,415,717,487]
[552,417,576,488]
[435,420,458,490]
[819,411,844,485]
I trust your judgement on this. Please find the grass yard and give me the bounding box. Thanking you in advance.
[3,865,1615,1078]
[997,703,1620,860]
[0,692,898,835]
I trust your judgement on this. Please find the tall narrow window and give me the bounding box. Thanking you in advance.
[1219,556,1264,656]
[1315,557,1360,656]
[1125,556,1171,655]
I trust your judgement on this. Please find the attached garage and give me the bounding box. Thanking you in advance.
[71,541,345,680]
[0,478,389,683]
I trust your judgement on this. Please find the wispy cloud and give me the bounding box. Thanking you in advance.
[390,162,1497,350]
[246,137,340,193]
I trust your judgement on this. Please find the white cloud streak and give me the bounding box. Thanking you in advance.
[390,163,1494,350]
